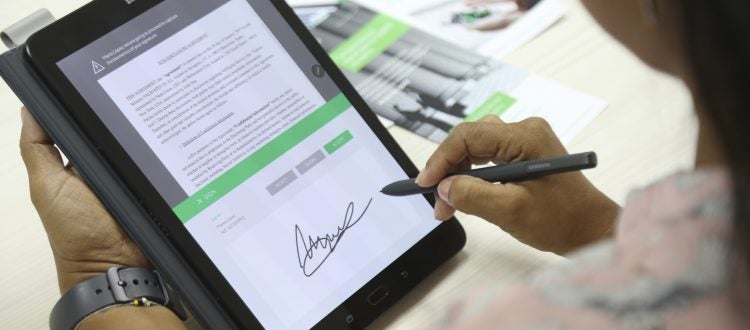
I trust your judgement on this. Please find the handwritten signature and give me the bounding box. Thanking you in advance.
[295,198,374,277]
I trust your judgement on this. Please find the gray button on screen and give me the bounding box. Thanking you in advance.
[295,150,326,175]
[266,171,298,196]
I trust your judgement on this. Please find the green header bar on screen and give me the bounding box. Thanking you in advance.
[173,93,352,223]
[329,14,410,72]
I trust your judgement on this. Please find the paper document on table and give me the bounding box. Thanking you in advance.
[295,2,605,143]
[357,0,566,59]
[500,76,606,144]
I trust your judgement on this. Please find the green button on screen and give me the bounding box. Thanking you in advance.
[325,130,353,155]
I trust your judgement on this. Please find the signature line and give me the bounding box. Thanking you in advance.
[295,198,374,277]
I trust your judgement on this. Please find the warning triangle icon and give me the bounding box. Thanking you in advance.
[92,61,106,74]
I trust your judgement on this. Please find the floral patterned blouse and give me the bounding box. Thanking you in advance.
[435,169,748,329]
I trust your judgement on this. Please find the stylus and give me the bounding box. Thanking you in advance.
[381,152,598,197]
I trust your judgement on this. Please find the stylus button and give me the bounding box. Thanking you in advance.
[366,286,389,306]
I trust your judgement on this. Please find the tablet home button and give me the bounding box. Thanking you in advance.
[367,286,389,306]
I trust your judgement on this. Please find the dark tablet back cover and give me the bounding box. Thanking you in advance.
[0,44,238,329]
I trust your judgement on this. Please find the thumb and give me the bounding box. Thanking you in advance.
[19,108,64,179]
[438,175,526,222]
[20,108,67,210]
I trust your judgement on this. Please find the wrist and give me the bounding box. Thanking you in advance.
[50,266,186,330]
[55,260,128,294]
[53,255,151,294]
[563,192,620,254]
[78,305,185,330]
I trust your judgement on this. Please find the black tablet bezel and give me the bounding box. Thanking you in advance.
[25,0,466,328]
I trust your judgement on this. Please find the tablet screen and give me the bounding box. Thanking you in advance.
[54,0,439,328]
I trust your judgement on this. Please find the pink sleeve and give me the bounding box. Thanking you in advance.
[431,170,747,330]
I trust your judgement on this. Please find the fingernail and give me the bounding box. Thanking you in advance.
[415,168,427,186]
[433,202,449,221]
[435,208,451,221]
[438,177,454,206]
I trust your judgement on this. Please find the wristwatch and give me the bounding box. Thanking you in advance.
[50,266,187,330]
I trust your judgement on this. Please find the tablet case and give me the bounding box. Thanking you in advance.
[0,10,237,329]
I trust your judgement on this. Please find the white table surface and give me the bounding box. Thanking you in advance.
[0,0,696,328]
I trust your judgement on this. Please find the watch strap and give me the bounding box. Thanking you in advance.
[50,267,185,330]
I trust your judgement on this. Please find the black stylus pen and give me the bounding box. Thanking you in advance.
[381,152,598,196]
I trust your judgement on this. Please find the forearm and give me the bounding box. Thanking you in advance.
[78,306,186,330]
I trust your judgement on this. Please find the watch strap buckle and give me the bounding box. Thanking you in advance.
[105,266,170,304]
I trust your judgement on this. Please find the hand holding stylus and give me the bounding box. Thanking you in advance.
[414,116,620,254]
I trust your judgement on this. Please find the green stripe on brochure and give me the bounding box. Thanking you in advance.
[329,14,410,72]
[173,93,351,223]
[464,92,516,122]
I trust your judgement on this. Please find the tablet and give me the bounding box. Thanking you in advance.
[25,0,465,328]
